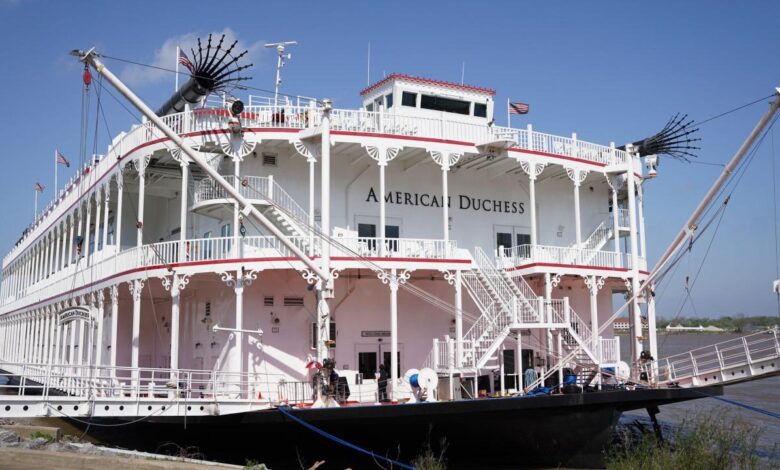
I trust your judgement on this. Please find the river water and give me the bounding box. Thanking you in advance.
[621,332,780,458]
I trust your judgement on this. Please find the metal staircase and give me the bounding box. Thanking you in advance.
[193,175,318,250]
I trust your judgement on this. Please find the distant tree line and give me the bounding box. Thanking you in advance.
[656,315,779,333]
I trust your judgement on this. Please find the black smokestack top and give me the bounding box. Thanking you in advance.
[619,114,701,161]
[156,33,253,116]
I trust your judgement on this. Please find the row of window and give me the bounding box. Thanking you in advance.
[368,92,488,118]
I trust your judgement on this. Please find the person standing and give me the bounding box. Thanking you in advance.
[378,364,388,402]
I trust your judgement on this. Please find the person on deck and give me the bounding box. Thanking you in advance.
[378,364,388,402]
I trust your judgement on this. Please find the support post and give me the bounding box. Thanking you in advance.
[109,286,119,376]
[179,161,189,262]
[389,268,399,402]
[455,270,463,367]
[626,149,642,374]
[136,159,146,248]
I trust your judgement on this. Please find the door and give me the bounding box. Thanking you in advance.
[355,343,403,380]
[495,225,531,256]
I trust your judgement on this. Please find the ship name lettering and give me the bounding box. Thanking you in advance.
[365,187,524,214]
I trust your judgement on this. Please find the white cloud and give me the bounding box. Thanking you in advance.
[120,28,267,88]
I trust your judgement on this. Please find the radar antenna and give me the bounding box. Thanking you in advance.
[264,41,298,107]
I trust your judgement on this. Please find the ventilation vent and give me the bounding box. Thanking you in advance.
[283,296,304,307]
[262,154,278,166]
[205,302,211,317]
[263,296,274,306]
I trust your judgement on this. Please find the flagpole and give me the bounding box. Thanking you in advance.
[54,149,58,197]
[34,188,38,218]
[507,98,510,127]
[175,46,180,91]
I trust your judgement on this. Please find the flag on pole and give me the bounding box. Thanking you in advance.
[509,102,530,115]
[56,150,70,167]
[178,48,195,73]
[35,182,45,192]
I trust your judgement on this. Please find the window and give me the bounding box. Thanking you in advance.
[202,231,212,259]
[358,223,399,252]
[385,93,393,108]
[358,223,376,238]
[366,103,374,112]
[496,232,513,255]
[401,92,417,107]
[474,102,487,118]
[420,94,470,115]
[516,233,530,247]
[220,224,232,237]
[311,321,337,348]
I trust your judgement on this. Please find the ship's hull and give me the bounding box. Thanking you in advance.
[76,386,722,469]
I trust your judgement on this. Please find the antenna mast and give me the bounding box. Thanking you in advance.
[264,41,298,106]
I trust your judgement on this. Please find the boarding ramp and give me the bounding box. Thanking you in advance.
[644,328,780,388]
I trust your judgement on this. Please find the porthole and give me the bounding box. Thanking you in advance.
[187,406,191,411]
[148,406,152,411]
[199,406,204,411]
[23,405,28,411]
[104,406,109,411]
[74,406,78,411]
[119,405,124,411]
[4,406,9,412]
[57,405,62,411]
[161,406,166,411]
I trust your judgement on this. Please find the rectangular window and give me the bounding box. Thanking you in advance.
[497,232,512,256]
[366,103,374,112]
[516,233,530,247]
[385,225,399,253]
[358,223,376,238]
[220,224,232,237]
[474,102,487,117]
[385,93,393,108]
[401,92,417,107]
[420,94,470,115]
[311,321,337,348]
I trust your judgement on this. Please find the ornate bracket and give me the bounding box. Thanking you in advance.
[363,145,402,167]
[221,135,259,161]
[109,285,119,303]
[160,273,192,296]
[582,275,606,295]
[218,268,261,289]
[292,139,320,163]
[428,150,462,170]
[623,278,633,293]
[128,279,146,302]
[519,159,547,181]
[377,269,413,288]
[131,155,151,175]
[550,273,563,288]
[565,167,588,187]
[605,173,626,192]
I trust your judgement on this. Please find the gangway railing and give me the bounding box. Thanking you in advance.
[643,328,780,387]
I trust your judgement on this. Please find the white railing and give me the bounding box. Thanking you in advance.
[599,336,621,364]
[618,208,630,227]
[578,220,611,251]
[333,237,455,259]
[646,328,780,385]
[506,244,630,270]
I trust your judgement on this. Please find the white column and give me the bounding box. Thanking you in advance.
[612,186,620,262]
[95,291,105,368]
[102,187,110,252]
[115,175,124,250]
[454,270,463,367]
[48,310,58,366]
[308,156,315,256]
[626,149,643,372]
[53,226,61,276]
[647,284,658,360]
[516,330,523,394]
[638,183,647,260]
[43,234,51,277]
[587,276,599,357]
[378,160,387,256]
[76,318,85,369]
[573,181,582,247]
[389,268,399,402]
[233,276,243,393]
[136,161,145,248]
[67,214,75,267]
[84,195,93,264]
[232,158,240,258]
[179,162,188,262]
[441,165,449,242]
[94,191,103,256]
[129,279,144,389]
[109,286,119,374]
[529,175,538,247]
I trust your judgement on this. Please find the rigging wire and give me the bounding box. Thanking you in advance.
[772,127,780,317]
[694,94,776,127]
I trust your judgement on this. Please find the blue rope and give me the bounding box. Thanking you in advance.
[690,389,780,420]
[277,406,416,470]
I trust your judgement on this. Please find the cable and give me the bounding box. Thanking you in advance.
[277,405,416,470]
[772,127,780,318]
[694,94,776,127]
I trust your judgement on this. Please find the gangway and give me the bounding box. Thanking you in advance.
[643,328,780,388]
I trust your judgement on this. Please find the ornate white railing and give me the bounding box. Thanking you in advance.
[332,237,455,259]
[599,336,621,364]
[503,244,647,270]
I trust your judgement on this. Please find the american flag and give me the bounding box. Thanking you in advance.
[509,102,530,115]
[56,150,70,167]
[178,48,195,73]
[34,182,45,192]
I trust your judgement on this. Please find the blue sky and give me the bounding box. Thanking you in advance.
[1,1,779,319]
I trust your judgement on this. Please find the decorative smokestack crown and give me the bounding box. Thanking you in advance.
[620,113,701,162]
[156,33,253,116]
